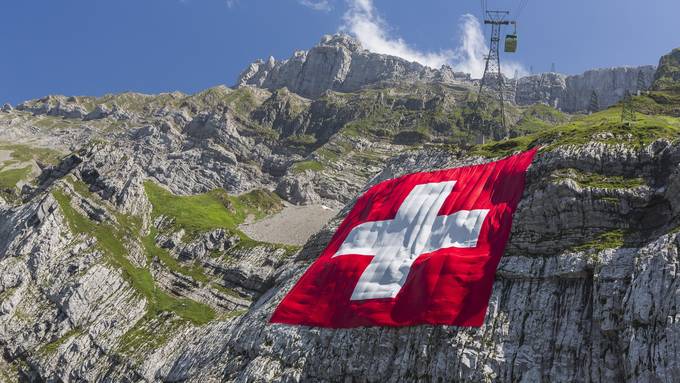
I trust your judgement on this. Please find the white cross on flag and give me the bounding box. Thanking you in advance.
[271,149,537,328]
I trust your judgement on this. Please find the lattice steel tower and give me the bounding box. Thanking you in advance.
[474,10,515,139]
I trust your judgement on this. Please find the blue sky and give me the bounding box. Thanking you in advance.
[2,0,678,105]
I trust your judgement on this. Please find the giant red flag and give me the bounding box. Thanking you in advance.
[271,148,537,328]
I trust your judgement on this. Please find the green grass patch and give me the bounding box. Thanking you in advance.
[285,134,318,147]
[552,168,645,189]
[118,313,184,355]
[145,183,242,234]
[13,308,30,322]
[186,86,260,116]
[596,196,621,204]
[571,229,626,253]
[210,282,246,299]
[40,327,83,354]
[32,116,81,130]
[513,115,553,136]
[471,135,536,158]
[472,106,680,158]
[142,228,209,283]
[87,86,262,119]
[0,143,63,165]
[236,189,284,220]
[291,160,324,174]
[219,309,248,320]
[0,166,31,190]
[144,182,283,237]
[513,104,569,136]
[316,147,341,162]
[522,103,569,121]
[53,190,215,325]
[0,287,17,302]
[68,176,95,198]
[228,237,301,260]
[144,182,295,265]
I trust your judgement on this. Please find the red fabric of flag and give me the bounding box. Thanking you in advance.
[271,148,537,328]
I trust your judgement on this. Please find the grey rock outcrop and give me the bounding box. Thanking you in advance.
[237,34,470,98]
[275,172,322,205]
[84,104,112,120]
[653,48,680,91]
[515,66,656,112]
[515,72,567,108]
[561,66,656,111]
[16,95,89,119]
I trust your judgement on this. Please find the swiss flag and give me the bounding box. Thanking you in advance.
[271,149,537,328]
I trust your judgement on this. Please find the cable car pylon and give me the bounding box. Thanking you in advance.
[472,10,516,140]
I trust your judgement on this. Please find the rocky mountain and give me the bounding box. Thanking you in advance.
[1,37,680,382]
[238,34,655,114]
[237,34,471,99]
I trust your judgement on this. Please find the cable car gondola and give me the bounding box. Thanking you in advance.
[504,21,518,53]
[505,34,517,52]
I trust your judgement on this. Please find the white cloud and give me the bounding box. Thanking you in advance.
[299,0,332,12]
[341,0,454,69]
[450,14,487,78]
[341,0,527,79]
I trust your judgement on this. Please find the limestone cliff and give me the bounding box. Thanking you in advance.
[508,66,656,113]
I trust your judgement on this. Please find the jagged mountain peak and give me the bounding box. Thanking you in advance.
[237,34,470,99]
[318,33,364,52]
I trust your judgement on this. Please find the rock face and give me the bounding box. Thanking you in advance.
[237,34,657,114]
[653,48,680,91]
[515,66,656,112]
[515,72,567,108]
[561,66,657,111]
[237,34,471,98]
